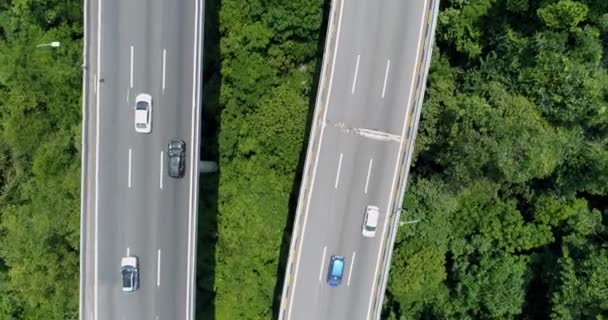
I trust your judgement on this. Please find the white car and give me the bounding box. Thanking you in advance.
[134,93,152,133]
[362,205,379,238]
[120,256,139,292]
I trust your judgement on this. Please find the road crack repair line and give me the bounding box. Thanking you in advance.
[326,120,401,143]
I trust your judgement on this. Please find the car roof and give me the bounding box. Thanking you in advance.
[331,256,344,275]
[135,108,148,118]
[366,206,379,225]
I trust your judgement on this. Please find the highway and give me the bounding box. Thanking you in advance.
[280,0,438,319]
[79,0,203,319]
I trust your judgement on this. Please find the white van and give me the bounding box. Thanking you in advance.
[362,205,379,238]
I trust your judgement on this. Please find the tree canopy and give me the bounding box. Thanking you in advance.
[384,0,608,319]
[0,0,606,319]
[0,0,82,319]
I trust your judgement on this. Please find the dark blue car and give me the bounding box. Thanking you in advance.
[327,255,345,287]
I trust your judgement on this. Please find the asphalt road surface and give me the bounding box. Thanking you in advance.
[284,0,431,319]
[80,0,203,319]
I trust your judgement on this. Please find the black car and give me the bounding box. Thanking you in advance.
[168,140,186,178]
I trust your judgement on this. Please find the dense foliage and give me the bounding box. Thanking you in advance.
[0,0,606,319]
[207,0,323,318]
[384,0,608,319]
[0,1,82,319]
[212,0,608,319]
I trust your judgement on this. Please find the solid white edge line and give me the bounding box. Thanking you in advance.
[347,251,356,286]
[381,59,391,99]
[351,54,360,94]
[186,0,201,317]
[334,153,343,189]
[365,158,373,194]
[157,249,161,287]
[365,1,429,319]
[162,49,166,92]
[94,0,102,318]
[318,246,328,282]
[160,151,164,189]
[286,0,345,317]
[128,148,132,188]
[129,45,134,89]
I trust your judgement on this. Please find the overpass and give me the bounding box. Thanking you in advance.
[278,0,440,319]
[79,0,204,319]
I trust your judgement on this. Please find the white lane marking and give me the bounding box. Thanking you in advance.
[186,0,202,317]
[93,73,97,93]
[129,45,134,88]
[334,153,344,189]
[126,247,130,256]
[365,158,374,194]
[162,49,166,92]
[128,148,132,188]
[94,0,103,317]
[351,54,360,94]
[382,59,391,98]
[365,1,429,319]
[347,251,356,286]
[125,87,130,105]
[157,249,161,287]
[354,128,401,142]
[159,151,164,189]
[318,246,328,282]
[287,0,345,317]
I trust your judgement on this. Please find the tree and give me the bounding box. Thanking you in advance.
[538,0,589,30]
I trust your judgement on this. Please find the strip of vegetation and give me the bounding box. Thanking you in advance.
[208,0,323,318]
[0,1,83,319]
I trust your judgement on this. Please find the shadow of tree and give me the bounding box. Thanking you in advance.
[196,0,221,318]
[271,0,332,318]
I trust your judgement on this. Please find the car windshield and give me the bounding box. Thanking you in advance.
[365,225,376,231]
[136,101,148,109]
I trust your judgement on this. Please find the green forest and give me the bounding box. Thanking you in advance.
[0,0,606,319]
[0,0,82,319]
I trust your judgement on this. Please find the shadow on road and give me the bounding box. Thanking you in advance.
[271,0,332,318]
[196,0,221,318]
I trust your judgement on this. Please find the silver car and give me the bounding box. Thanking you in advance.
[120,256,139,292]
[362,205,379,238]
